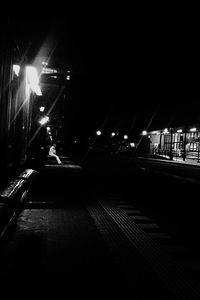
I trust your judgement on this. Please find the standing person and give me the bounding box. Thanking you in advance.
[49,143,62,165]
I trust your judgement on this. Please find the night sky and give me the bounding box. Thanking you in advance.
[5,11,200,141]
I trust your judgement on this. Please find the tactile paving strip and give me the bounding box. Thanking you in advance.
[85,197,200,299]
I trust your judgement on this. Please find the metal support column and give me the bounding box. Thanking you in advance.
[169,128,173,160]
[183,129,187,161]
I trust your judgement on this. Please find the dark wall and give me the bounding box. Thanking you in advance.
[0,19,34,188]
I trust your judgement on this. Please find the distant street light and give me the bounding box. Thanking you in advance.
[111,132,116,137]
[190,128,197,132]
[163,128,169,134]
[124,134,128,139]
[142,130,147,136]
[96,130,102,136]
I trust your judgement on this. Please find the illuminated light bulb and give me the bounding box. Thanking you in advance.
[190,128,197,132]
[39,116,49,125]
[142,130,147,136]
[96,130,102,136]
[13,65,20,77]
[26,66,42,96]
[40,106,45,112]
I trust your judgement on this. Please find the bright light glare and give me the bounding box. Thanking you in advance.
[190,128,197,132]
[142,130,147,136]
[26,66,42,96]
[39,116,49,125]
[39,106,45,112]
[124,135,128,139]
[111,132,116,137]
[42,67,57,74]
[96,130,102,136]
[47,126,50,131]
[177,129,183,133]
[163,128,169,134]
[66,75,70,80]
[130,143,135,147]
[13,65,20,77]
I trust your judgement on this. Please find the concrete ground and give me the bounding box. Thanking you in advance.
[0,156,200,299]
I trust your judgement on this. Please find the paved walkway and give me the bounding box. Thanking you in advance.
[0,158,184,299]
[142,155,200,168]
[172,157,200,166]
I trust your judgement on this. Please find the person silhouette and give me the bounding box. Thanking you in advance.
[48,143,62,165]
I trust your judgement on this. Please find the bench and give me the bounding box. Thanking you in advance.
[0,169,39,239]
[0,169,38,206]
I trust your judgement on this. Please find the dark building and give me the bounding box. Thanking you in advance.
[0,18,70,187]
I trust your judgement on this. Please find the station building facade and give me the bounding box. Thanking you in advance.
[147,125,200,162]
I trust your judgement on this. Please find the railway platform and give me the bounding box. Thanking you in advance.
[0,156,200,299]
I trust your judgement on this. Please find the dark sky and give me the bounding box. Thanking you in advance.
[6,12,200,140]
